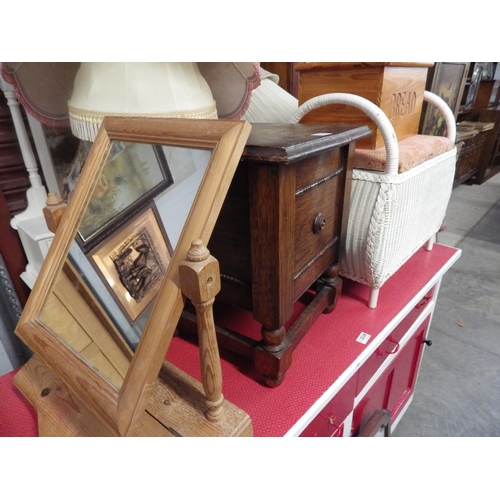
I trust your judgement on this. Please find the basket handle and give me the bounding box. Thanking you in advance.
[289,92,400,175]
[423,90,456,142]
[289,91,457,175]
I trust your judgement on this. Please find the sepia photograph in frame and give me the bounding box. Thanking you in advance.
[77,141,173,253]
[91,205,172,323]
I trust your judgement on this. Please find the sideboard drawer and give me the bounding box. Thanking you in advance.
[299,374,357,437]
[352,313,432,435]
[355,284,437,396]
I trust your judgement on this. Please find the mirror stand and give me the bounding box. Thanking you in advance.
[179,239,224,423]
[13,199,252,437]
[13,351,253,437]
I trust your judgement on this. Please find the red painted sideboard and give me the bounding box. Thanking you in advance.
[0,244,460,437]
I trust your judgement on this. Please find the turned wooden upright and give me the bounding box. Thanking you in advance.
[179,240,224,422]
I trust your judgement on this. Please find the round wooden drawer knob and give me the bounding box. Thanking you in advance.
[313,213,327,233]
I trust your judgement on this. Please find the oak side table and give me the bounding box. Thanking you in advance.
[180,122,371,386]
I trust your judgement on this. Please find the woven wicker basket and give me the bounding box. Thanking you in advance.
[290,91,457,308]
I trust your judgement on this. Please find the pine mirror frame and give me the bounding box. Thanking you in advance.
[15,116,252,436]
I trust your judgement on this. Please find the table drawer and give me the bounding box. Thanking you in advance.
[293,163,345,297]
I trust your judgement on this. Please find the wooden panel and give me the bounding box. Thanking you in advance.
[298,66,385,104]
[296,63,429,149]
[80,342,124,388]
[454,132,486,187]
[39,269,130,385]
[146,361,253,437]
[0,92,31,306]
[0,92,30,216]
[293,148,347,298]
[260,62,298,97]
[208,165,252,295]
[294,170,342,278]
[14,355,252,437]
[52,271,130,378]
[379,66,427,142]
[474,110,500,184]
[471,79,496,115]
[39,292,93,351]
[249,162,295,328]
[13,356,119,437]
[294,148,341,188]
[0,189,30,305]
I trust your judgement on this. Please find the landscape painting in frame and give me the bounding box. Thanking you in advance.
[78,141,173,252]
[422,62,468,136]
[91,206,171,322]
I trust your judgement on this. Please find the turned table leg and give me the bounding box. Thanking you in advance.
[318,263,343,314]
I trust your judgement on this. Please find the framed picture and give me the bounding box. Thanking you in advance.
[38,124,82,198]
[91,205,172,323]
[421,62,469,136]
[15,116,251,436]
[481,62,495,80]
[464,63,484,111]
[77,142,173,253]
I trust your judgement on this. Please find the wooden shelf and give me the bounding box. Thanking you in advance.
[473,109,500,184]
[455,63,500,186]
[454,130,487,187]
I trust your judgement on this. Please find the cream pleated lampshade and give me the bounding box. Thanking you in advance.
[242,69,298,123]
[68,62,218,141]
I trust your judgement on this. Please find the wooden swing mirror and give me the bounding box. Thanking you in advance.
[14,116,252,437]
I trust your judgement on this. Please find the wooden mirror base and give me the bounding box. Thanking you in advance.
[13,356,252,437]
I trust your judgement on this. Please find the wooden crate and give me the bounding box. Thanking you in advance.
[296,62,433,149]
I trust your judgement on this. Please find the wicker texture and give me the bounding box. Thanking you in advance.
[290,91,456,307]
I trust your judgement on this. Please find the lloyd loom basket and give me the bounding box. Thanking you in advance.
[289,91,457,308]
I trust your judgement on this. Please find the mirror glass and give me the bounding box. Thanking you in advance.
[38,140,211,388]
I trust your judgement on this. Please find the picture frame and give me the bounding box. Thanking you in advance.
[38,124,82,198]
[481,62,495,80]
[464,63,484,111]
[91,204,172,323]
[421,62,469,136]
[77,142,173,253]
[15,116,251,436]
